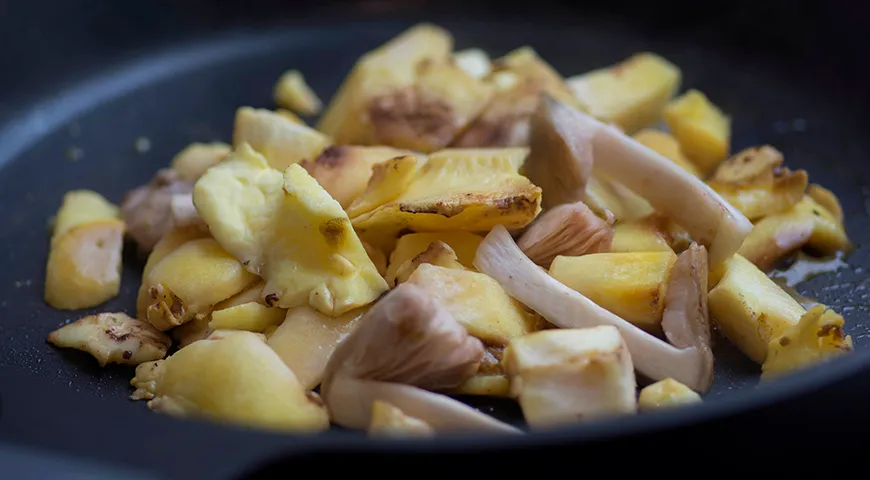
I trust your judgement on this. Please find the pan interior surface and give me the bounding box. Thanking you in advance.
[0,20,868,444]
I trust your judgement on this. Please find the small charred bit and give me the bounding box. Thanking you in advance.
[320,218,347,246]
[121,168,196,254]
[47,312,171,367]
[517,201,614,268]
[264,293,280,307]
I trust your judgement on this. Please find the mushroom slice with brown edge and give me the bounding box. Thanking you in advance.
[532,95,752,268]
[47,312,171,367]
[660,243,714,392]
[475,225,709,392]
[321,283,521,434]
[517,201,614,268]
[121,168,195,254]
[504,326,637,428]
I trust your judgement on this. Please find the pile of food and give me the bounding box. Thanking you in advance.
[44,23,854,436]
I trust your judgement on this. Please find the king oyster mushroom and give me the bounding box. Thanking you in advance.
[321,283,521,434]
[516,201,614,268]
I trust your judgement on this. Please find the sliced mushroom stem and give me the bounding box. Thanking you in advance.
[328,376,521,434]
[539,95,752,267]
[474,225,709,391]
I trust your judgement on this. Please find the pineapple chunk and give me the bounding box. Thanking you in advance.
[317,23,453,146]
[144,238,258,330]
[136,226,209,318]
[233,107,331,171]
[386,231,484,282]
[633,129,700,177]
[801,195,851,254]
[276,109,306,125]
[504,326,637,428]
[451,346,510,397]
[170,142,230,182]
[149,331,329,432]
[273,70,322,115]
[47,312,170,367]
[392,241,466,285]
[708,254,805,363]
[584,174,654,222]
[209,302,286,333]
[130,360,165,400]
[638,378,702,411]
[807,183,843,223]
[610,218,675,253]
[299,145,416,208]
[344,155,421,219]
[549,251,677,332]
[348,148,542,252]
[405,263,535,346]
[452,48,491,79]
[663,89,730,175]
[761,305,853,380]
[368,400,435,438]
[193,144,388,316]
[267,306,366,390]
[52,189,119,237]
[567,53,681,134]
[429,147,529,173]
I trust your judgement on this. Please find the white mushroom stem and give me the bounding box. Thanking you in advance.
[474,225,709,391]
[329,376,521,434]
[543,95,752,267]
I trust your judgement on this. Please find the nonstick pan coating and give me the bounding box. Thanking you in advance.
[1,2,869,478]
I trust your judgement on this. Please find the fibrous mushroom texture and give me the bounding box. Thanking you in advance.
[530,95,752,268]
[121,168,197,253]
[321,283,521,434]
[517,201,614,268]
[475,225,711,391]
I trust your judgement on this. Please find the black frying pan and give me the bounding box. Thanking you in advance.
[1,0,869,477]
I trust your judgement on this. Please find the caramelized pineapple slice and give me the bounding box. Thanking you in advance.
[233,107,331,171]
[633,129,700,177]
[708,254,805,363]
[385,231,484,282]
[638,378,702,411]
[45,190,124,310]
[299,145,416,208]
[267,306,367,390]
[144,238,258,330]
[663,89,730,175]
[47,312,170,367]
[348,149,542,252]
[209,302,286,333]
[610,216,676,253]
[193,144,388,316]
[761,305,853,380]
[149,331,330,432]
[273,70,322,115]
[405,263,536,346]
[567,53,681,134]
[136,226,210,318]
[549,251,677,332]
[170,142,230,182]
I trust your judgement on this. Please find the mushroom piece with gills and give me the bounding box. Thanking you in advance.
[761,305,853,380]
[368,400,436,438]
[504,326,637,428]
[121,168,195,254]
[475,225,711,391]
[517,201,614,268]
[660,243,714,392]
[528,95,752,268]
[638,378,702,411]
[47,313,171,367]
[321,283,521,434]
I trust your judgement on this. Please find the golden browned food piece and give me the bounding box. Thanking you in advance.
[386,231,483,282]
[807,183,843,223]
[452,48,491,79]
[708,254,806,363]
[504,326,637,428]
[233,107,331,170]
[663,89,730,175]
[135,226,209,318]
[633,129,700,177]
[45,190,124,310]
[452,47,582,148]
[47,313,170,367]
[450,346,510,397]
[761,305,852,380]
[318,24,453,146]
[299,145,416,208]
[567,53,681,134]
[193,144,388,315]
[273,70,322,115]
[130,360,165,400]
[276,109,306,125]
[707,146,808,221]
[267,306,367,390]
[348,149,542,252]
[149,331,330,432]
[610,216,675,253]
[368,400,436,437]
[584,174,654,222]
[392,241,466,285]
[405,263,536,346]
[517,201,613,268]
[170,142,231,182]
[549,251,677,333]
[638,378,702,411]
[143,238,258,330]
[209,302,287,333]
[120,168,196,253]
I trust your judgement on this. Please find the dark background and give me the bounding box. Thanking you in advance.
[1,0,869,478]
